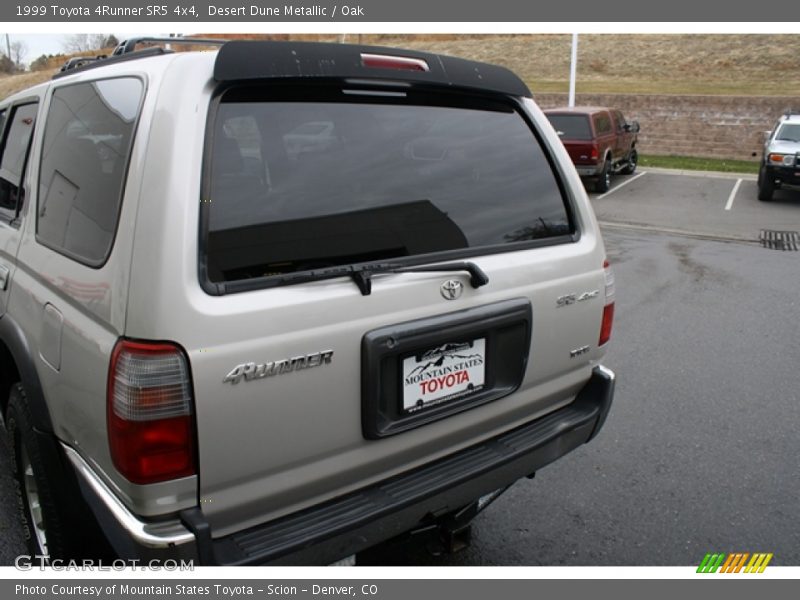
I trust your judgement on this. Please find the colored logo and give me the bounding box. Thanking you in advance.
[697,553,773,573]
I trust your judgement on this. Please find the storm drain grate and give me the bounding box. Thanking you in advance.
[759,230,800,251]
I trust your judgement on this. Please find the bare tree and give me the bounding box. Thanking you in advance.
[0,54,15,75]
[10,39,28,69]
[62,33,108,54]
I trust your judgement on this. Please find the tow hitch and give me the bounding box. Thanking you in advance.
[410,487,510,555]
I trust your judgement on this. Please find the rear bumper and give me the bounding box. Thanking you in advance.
[575,165,601,177]
[69,365,615,565]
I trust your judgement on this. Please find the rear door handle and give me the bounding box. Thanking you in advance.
[0,264,10,291]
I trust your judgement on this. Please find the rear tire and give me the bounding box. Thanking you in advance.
[6,383,112,560]
[594,159,612,193]
[758,166,774,202]
[620,149,638,175]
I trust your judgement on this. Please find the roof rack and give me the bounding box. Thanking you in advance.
[112,36,227,56]
[53,36,227,79]
[58,56,107,72]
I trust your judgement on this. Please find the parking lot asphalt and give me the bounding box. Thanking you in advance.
[589,168,800,242]
[1,168,798,566]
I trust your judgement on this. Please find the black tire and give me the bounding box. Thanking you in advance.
[594,159,612,193]
[6,383,111,560]
[757,166,774,202]
[620,148,638,175]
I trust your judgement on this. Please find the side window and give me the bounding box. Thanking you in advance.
[37,78,143,266]
[593,113,612,135]
[0,103,38,220]
[615,111,627,131]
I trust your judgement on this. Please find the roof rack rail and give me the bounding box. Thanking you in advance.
[113,36,227,56]
[58,56,107,72]
[52,36,228,79]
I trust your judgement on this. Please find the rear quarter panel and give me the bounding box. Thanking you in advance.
[10,56,199,516]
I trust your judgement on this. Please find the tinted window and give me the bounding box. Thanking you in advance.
[593,113,612,135]
[37,78,143,266]
[0,103,38,217]
[776,123,800,142]
[545,114,592,140]
[203,88,572,285]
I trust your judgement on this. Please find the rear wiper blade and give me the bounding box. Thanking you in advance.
[275,261,489,296]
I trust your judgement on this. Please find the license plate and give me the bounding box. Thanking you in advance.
[402,338,486,413]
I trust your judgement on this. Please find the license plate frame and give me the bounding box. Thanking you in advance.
[361,298,532,439]
[401,338,487,414]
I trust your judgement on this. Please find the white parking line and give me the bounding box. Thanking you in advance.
[725,178,743,211]
[596,171,647,199]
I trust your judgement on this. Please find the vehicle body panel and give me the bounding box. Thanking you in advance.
[4,54,199,516]
[1,41,615,560]
[121,77,609,534]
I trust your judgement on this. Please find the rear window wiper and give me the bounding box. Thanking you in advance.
[274,261,489,296]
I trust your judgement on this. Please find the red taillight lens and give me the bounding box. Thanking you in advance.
[599,260,615,346]
[591,145,599,161]
[107,339,196,484]
[361,53,429,72]
[599,303,615,347]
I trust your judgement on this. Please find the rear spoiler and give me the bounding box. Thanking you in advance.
[213,41,532,98]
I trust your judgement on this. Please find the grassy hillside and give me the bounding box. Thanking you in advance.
[381,34,800,96]
[3,34,800,100]
[0,70,53,100]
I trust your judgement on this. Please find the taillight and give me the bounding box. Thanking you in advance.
[361,53,429,72]
[590,144,599,161]
[599,260,615,346]
[107,339,196,484]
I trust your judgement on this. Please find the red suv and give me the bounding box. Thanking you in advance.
[544,107,639,193]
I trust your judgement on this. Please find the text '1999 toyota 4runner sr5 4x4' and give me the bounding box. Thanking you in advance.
[0,38,615,565]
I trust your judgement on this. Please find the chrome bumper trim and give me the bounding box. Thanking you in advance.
[62,444,195,549]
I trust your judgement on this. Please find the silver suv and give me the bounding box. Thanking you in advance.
[758,111,800,201]
[0,38,615,565]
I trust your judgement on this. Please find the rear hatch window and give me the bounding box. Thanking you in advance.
[545,114,592,140]
[202,86,574,290]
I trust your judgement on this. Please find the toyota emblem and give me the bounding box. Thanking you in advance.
[440,279,464,300]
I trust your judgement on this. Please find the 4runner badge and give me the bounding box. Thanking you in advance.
[440,280,464,300]
[223,350,334,384]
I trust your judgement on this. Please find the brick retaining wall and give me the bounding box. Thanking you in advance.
[534,93,800,162]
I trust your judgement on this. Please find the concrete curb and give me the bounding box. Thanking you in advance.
[641,166,758,181]
[598,221,758,244]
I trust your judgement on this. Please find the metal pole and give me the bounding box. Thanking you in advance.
[5,34,10,60]
[568,33,578,108]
